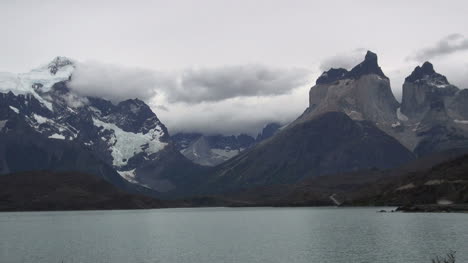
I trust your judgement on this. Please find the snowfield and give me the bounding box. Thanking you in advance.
[0,57,74,111]
[93,118,168,167]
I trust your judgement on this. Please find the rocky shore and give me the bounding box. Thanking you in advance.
[396,204,468,213]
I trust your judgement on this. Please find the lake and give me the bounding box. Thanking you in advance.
[0,207,466,263]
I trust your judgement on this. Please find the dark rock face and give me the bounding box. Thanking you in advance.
[206,112,415,193]
[256,122,281,142]
[400,62,468,156]
[309,54,468,157]
[405,62,446,83]
[304,51,399,135]
[0,119,125,187]
[316,68,348,85]
[448,89,468,119]
[401,62,458,120]
[316,51,388,86]
[346,51,388,80]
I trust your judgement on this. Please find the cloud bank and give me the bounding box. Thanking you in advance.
[68,61,166,103]
[152,85,310,136]
[69,61,311,104]
[408,34,468,62]
[68,60,313,135]
[166,65,310,103]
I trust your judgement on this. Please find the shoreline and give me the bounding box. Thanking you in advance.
[4,204,468,213]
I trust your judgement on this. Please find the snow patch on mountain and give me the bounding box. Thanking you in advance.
[48,133,66,140]
[33,114,50,124]
[117,169,151,188]
[93,118,168,167]
[117,169,137,183]
[9,106,19,114]
[454,119,468,124]
[396,108,408,121]
[211,148,241,159]
[18,63,74,93]
[0,120,7,131]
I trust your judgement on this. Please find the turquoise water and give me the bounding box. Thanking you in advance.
[0,207,466,263]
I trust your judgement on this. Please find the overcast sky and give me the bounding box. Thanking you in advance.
[1,0,467,135]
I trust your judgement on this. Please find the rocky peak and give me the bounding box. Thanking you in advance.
[118,98,149,114]
[48,56,74,75]
[347,51,388,80]
[306,50,397,127]
[401,61,460,126]
[89,98,167,136]
[256,122,281,142]
[315,51,388,86]
[405,62,449,85]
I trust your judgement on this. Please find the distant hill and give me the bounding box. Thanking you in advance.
[350,154,468,206]
[0,171,166,211]
[216,151,468,207]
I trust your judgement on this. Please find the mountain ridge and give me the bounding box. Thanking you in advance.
[1,52,468,201]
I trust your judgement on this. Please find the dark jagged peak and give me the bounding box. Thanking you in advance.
[347,51,388,80]
[117,98,154,118]
[113,98,169,134]
[316,68,348,85]
[48,56,74,75]
[405,61,449,85]
[315,51,388,85]
[119,98,146,107]
[256,122,281,142]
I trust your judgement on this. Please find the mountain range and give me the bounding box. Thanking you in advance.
[1,52,467,205]
[172,123,281,166]
[200,51,468,194]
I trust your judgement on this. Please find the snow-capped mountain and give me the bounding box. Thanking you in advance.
[173,133,255,166]
[172,123,281,166]
[0,57,204,197]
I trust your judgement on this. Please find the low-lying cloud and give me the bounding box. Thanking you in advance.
[152,85,310,136]
[68,60,313,135]
[165,65,310,103]
[408,34,468,62]
[69,61,311,104]
[68,61,167,103]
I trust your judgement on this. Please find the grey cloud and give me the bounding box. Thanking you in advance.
[156,86,309,136]
[68,61,169,103]
[165,65,311,104]
[319,49,367,71]
[62,92,89,108]
[446,63,468,89]
[154,105,169,112]
[69,61,312,104]
[408,34,468,62]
